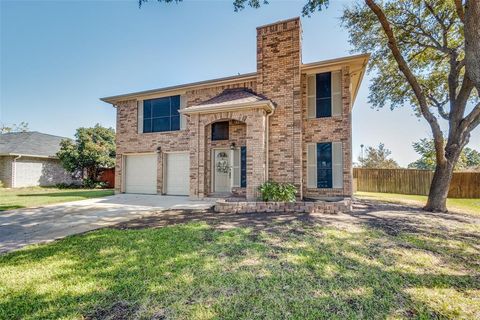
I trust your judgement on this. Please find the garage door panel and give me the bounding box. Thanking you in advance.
[166,153,189,195]
[125,154,157,194]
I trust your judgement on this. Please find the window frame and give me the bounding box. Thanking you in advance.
[307,70,342,119]
[306,141,343,189]
[141,95,182,133]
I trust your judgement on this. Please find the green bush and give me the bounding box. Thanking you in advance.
[55,183,82,189]
[82,179,108,189]
[258,181,297,202]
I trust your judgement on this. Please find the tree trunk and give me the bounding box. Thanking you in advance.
[424,161,455,212]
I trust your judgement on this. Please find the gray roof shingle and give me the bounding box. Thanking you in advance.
[196,88,269,108]
[0,131,69,158]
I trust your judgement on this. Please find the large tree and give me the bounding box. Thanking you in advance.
[57,124,116,184]
[341,0,479,212]
[140,0,479,212]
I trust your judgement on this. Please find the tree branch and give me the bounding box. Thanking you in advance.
[426,93,450,120]
[464,0,480,92]
[462,102,480,133]
[365,0,445,163]
[455,0,465,23]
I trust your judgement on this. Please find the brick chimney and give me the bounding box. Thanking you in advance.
[256,17,303,193]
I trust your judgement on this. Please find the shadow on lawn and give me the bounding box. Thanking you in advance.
[16,190,113,198]
[0,205,23,211]
[1,206,479,319]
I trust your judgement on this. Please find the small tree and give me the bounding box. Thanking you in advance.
[57,124,116,184]
[358,143,400,169]
[409,138,480,170]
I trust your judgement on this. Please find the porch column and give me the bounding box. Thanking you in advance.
[246,109,267,200]
[188,114,203,199]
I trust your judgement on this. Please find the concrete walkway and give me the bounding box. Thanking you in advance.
[0,194,215,254]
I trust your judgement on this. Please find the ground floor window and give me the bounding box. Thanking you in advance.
[307,142,343,189]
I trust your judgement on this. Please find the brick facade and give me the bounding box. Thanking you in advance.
[110,17,363,201]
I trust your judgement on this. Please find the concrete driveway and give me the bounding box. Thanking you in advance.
[0,194,215,254]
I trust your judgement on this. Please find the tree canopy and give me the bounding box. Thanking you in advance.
[358,143,400,169]
[57,124,116,183]
[408,138,480,170]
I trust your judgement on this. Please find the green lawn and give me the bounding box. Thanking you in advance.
[1,209,479,319]
[355,191,480,216]
[0,187,114,211]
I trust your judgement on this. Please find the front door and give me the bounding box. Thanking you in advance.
[214,149,231,193]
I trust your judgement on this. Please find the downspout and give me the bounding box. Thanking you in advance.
[265,108,275,181]
[12,155,22,188]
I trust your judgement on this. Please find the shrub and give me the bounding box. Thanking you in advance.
[82,179,108,189]
[258,181,297,202]
[55,183,82,189]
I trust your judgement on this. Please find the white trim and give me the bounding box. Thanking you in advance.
[121,152,157,156]
[0,153,58,159]
[180,100,275,115]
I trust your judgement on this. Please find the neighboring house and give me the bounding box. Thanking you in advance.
[0,131,76,188]
[101,17,369,200]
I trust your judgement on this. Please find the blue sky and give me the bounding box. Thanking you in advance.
[1,0,478,167]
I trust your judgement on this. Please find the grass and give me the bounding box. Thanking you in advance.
[355,191,480,216]
[0,187,114,211]
[1,210,479,319]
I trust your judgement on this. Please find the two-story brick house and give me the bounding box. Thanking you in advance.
[101,17,368,201]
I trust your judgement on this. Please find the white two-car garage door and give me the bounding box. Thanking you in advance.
[165,152,189,195]
[125,154,157,194]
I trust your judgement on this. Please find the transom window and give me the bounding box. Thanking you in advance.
[143,95,180,133]
[211,121,229,140]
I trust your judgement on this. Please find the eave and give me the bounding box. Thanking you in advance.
[180,100,275,115]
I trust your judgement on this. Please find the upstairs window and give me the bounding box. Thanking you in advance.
[307,71,342,118]
[142,95,180,133]
[211,121,229,140]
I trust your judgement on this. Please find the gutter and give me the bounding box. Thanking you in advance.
[0,153,58,159]
[12,155,21,188]
[265,108,275,181]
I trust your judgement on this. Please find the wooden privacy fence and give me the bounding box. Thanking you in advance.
[353,168,480,198]
[98,168,115,189]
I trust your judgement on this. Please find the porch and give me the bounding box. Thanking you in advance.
[181,88,275,200]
